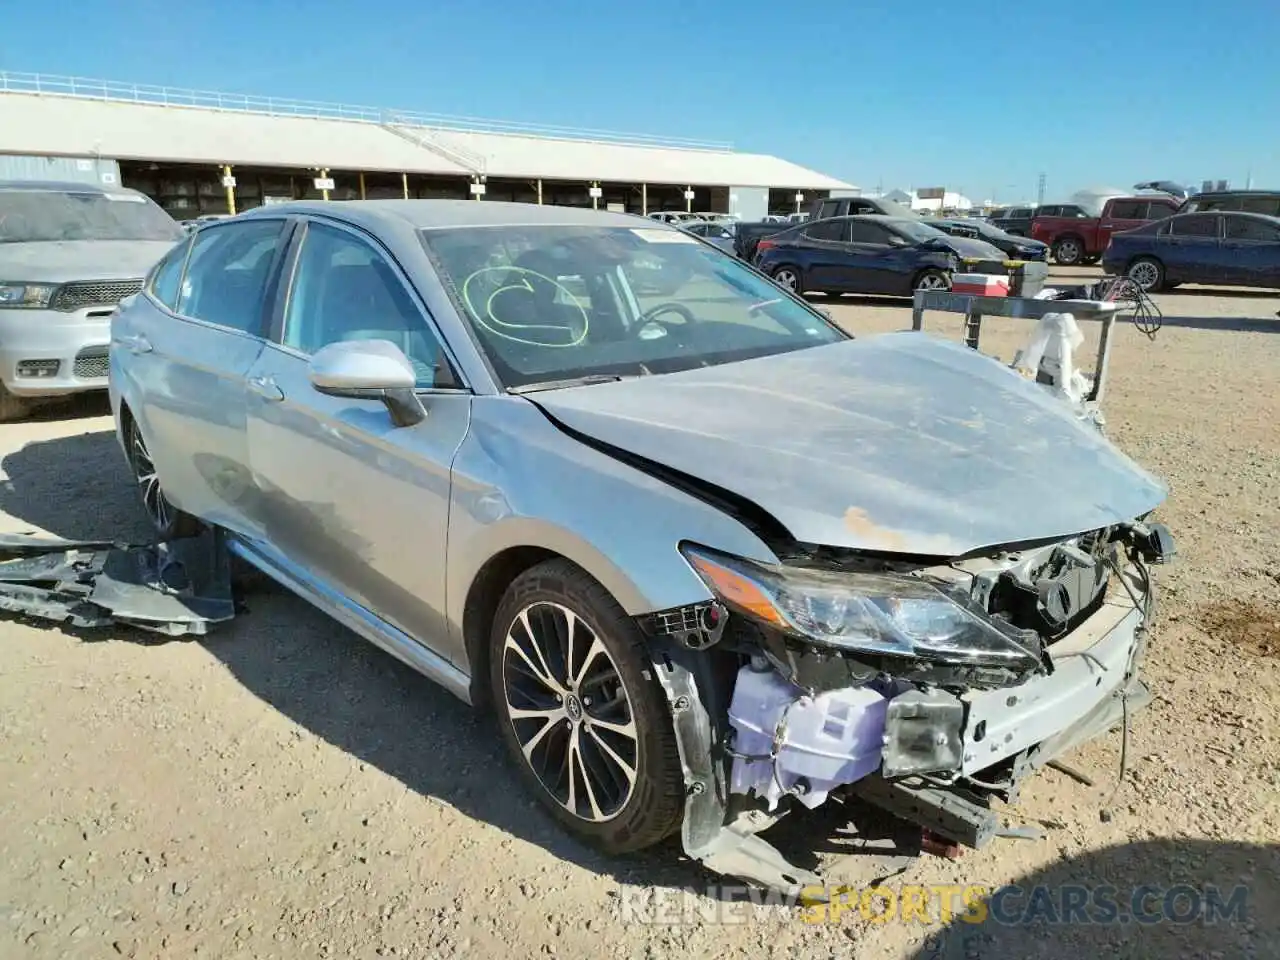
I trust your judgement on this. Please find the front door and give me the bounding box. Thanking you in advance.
[1221,215,1280,287]
[243,218,472,658]
[841,220,899,294]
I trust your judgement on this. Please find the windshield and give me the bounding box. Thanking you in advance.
[0,190,184,243]
[420,224,847,389]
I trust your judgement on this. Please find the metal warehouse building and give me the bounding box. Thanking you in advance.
[0,73,856,222]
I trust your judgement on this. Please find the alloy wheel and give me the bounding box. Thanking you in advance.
[501,601,638,823]
[773,268,799,291]
[1056,239,1082,264]
[916,272,950,291]
[1128,261,1160,291]
[129,421,171,532]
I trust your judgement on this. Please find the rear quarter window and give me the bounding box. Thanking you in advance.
[147,237,192,310]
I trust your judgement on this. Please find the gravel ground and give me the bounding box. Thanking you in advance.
[0,272,1277,959]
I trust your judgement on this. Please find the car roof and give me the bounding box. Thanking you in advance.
[237,198,655,231]
[1176,210,1280,224]
[0,179,134,195]
[1186,189,1280,199]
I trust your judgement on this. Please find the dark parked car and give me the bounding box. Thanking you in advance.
[1176,190,1280,217]
[1101,211,1280,292]
[926,218,1049,261]
[754,215,1006,296]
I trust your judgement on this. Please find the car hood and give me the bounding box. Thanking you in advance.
[940,236,1010,261]
[532,334,1167,557]
[0,240,179,282]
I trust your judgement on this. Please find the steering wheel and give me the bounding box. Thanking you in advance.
[636,302,699,327]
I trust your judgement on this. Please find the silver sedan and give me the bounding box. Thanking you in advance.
[109,200,1172,892]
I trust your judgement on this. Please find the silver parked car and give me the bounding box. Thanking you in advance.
[109,200,1173,892]
[0,180,184,420]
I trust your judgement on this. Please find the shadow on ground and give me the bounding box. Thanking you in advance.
[0,428,912,899]
[907,838,1278,959]
[1145,315,1280,333]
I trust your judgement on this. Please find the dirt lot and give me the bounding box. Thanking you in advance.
[1,272,1278,959]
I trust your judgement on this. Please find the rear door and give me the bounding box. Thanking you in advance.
[1221,216,1280,287]
[121,217,295,535]
[242,216,471,656]
[796,219,853,289]
[1162,213,1226,284]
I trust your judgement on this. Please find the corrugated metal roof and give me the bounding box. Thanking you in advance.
[406,125,851,188]
[0,93,470,175]
[0,89,854,190]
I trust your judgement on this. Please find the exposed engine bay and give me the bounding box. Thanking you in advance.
[638,519,1176,894]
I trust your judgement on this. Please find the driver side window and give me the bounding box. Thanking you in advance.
[282,221,455,388]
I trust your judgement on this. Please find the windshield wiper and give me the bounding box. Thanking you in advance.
[508,374,626,395]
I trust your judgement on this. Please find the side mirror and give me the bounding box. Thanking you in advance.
[308,339,427,427]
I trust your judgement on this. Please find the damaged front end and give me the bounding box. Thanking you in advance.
[639,520,1175,894]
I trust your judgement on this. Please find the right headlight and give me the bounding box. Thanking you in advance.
[681,545,1041,670]
[0,282,57,309]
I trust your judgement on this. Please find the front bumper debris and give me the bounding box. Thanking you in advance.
[648,558,1155,895]
[0,528,234,636]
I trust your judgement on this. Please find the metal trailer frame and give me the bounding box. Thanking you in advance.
[910,290,1122,406]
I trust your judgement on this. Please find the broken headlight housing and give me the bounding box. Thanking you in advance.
[682,545,1040,670]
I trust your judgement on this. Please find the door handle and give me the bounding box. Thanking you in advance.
[246,375,284,402]
[113,334,152,354]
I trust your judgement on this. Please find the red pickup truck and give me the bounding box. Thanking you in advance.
[1031,196,1180,265]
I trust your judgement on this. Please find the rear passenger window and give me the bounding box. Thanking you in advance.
[148,236,191,309]
[1170,215,1219,238]
[804,220,846,242]
[1143,202,1175,220]
[817,201,839,219]
[175,220,286,333]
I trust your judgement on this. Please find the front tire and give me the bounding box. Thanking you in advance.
[124,413,201,539]
[489,559,683,854]
[770,264,803,294]
[914,268,951,291]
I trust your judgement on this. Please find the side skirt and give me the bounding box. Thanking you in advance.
[226,533,474,705]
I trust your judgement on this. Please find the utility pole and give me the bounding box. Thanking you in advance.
[1036,172,1046,205]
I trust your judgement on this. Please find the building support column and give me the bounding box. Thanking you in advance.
[221,164,236,215]
[359,172,367,200]
[536,179,543,205]
[317,168,331,202]
[685,185,693,213]
[402,173,410,199]
[590,181,601,211]
[641,183,648,215]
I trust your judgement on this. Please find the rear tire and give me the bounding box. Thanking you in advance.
[1052,236,1085,266]
[1126,257,1165,293]
[0,384,34,423]
[770,264,803,294]
[124,412,202,539]
[489,559,684,855]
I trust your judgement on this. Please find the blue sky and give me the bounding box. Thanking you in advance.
[2,0,1276,203]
